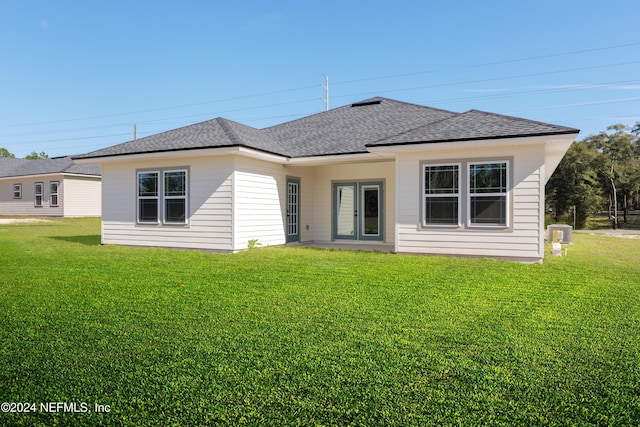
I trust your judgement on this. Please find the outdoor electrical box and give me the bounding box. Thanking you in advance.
[547,224,573,244]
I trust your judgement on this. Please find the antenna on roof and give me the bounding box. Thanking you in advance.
[321,74,329,111]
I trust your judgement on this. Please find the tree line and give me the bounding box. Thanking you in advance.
[0,148,49,159]
[546,123,640,229]
[3,125,639,230]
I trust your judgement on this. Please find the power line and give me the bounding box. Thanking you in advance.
[422,80,640,106]
[10,72,637,142]
[2,44,640,148]
[2,41,638,130]
[330,42,640,86]
[502,97,640,114]
[469,42,640,67]
[0,84,319,129]
[330,60,640,101]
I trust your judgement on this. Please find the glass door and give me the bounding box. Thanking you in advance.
[360,184,381,240]
[286,178,300,242]
[333,182,383,241]
[334,183,357,240]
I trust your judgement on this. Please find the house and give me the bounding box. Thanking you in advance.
[73,97,578,262]
[0,157,101,217]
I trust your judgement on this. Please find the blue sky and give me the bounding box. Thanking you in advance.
[1,0,639,158]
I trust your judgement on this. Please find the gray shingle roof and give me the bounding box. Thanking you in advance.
[368,109,579,146]
[0,157,101,178]
[74,117,288,159]
[262,97,457,157]
[73,97,579,160]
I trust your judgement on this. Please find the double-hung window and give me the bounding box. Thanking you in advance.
[13,184,21,199]
[138,172,159,222]
[163,170,187,223]
[137,169,188,224]
[423,164,460,226]
[468,161,508,227]
[422,160,510,229]
[34,182,43,207]
[50,181,59,206]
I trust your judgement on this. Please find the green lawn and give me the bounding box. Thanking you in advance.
[1,218,639,426]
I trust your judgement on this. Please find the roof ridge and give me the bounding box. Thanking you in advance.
[464,109,580,132]
[215,117,243,145]
[371,96,457,115]
[368,107,460,145]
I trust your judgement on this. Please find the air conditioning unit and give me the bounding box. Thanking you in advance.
[547,224,573,244]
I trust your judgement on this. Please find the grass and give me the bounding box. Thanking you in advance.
[1,218,639,426]
[546,212,640,230]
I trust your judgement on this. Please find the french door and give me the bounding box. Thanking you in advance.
[286,178,300,243]
[333,181,383,241]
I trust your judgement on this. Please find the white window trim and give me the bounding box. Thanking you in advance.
[162,169,188,225]
[137,171,160,224]
[13,184,22,199]
[137,168,189,226]
[50,181,59,207]
[34,182,43,207]
[422,162,462,228]
[467,160,510,228]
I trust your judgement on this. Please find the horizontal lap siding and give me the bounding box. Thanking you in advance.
[233,157,286,251]
[396,145,545,260]
[62,176,101,217]
[286,166,314,243]
[312,161,395,243]
[0,175,63,216]
[101,156,234,251]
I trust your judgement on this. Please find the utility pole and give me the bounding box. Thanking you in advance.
[133,123,137,141]
[321,74,329,111]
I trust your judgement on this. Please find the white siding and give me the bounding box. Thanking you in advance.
[233,157,287,251]
[101,155,234,251]
[62,176,101,217]
[395,144,546,261]
[311,161,395,243]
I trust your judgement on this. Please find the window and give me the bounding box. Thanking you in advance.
[423,164,460,225]
[50,181,59,206]
[163,170,186,223]
[34,182,43,207]
[137,169,188,224]
[13,184,21,199]
[422,160,510,229]
[469,162,508,226]
[138,171,159,223]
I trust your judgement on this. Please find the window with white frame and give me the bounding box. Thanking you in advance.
[138,171,159,223]
[137,169,188,224]
[34,182,43,207]
[50,181,59,206]
[468,161,508,226]
[423,164,460,225]
[163,170,187,223]
[13,184,21,199]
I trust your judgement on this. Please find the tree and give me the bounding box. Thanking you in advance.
[546,141,603,228]
[25,151,49,160]
[583,124,639,228]
[0,147,15,158]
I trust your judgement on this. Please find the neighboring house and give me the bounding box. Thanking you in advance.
[73,97,578,262]
[0,157,101,217]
